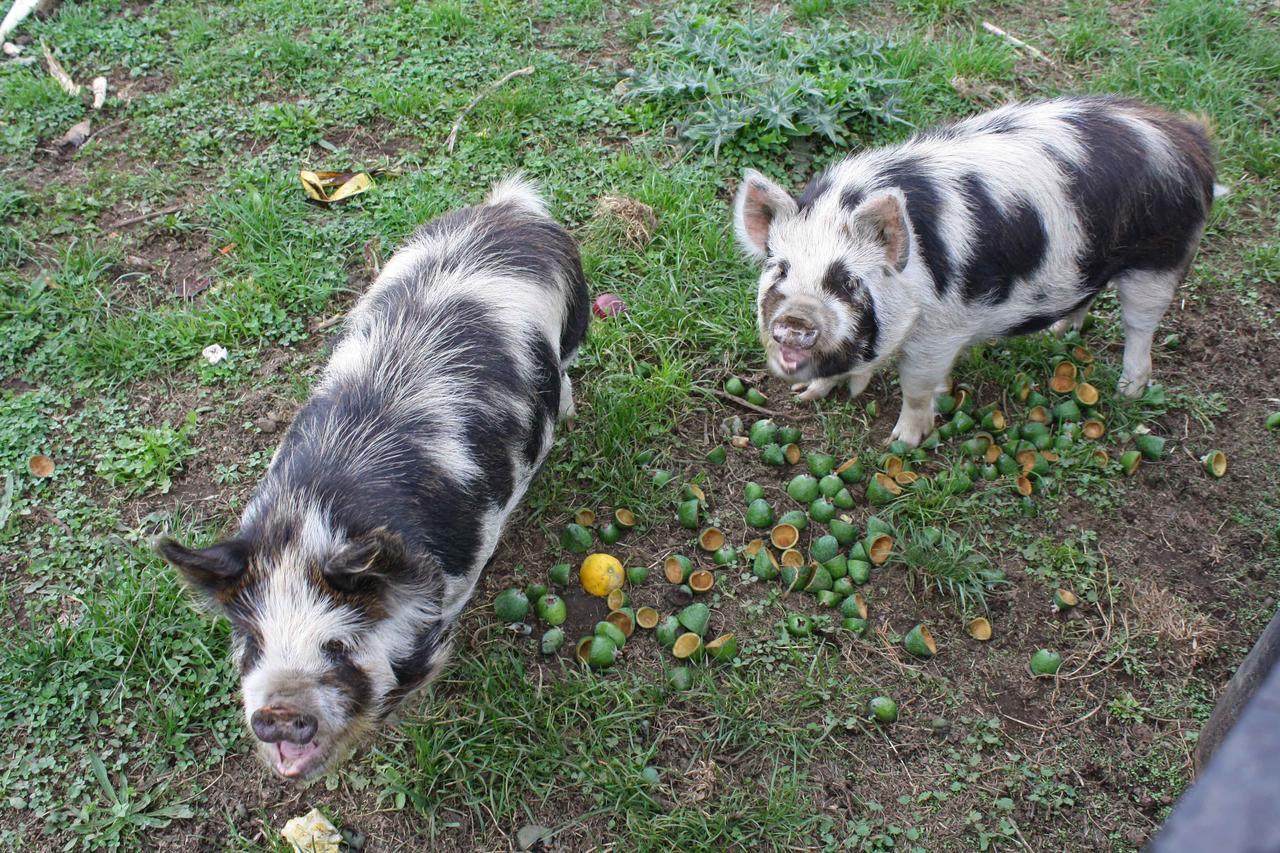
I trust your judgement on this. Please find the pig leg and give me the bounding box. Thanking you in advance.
[1050,300,1093,337]
[558,372,576,421]
[791,375,842,402]
[847,366,875,399]
[1115,269,1178,399]
[890,347,958,447]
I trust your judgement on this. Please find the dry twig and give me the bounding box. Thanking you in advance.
[445,65,535,153]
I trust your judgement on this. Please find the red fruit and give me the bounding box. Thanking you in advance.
[592,293,625,318]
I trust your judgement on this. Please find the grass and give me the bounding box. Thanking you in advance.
[1,0,1278,849]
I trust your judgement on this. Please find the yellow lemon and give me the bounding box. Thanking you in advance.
[580,553,625,597]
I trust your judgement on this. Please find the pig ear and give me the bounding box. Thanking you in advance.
[734,169,798,260]
[847,190,911,273]
[156,536,250,602]
[323,527,409,593]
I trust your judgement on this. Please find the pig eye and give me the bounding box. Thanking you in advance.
[769,259,789,280]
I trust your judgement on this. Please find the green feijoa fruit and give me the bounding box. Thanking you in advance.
[981,463,999,481]
[537,594,567,626]
[652,469,674,488]
[903,624,936,658]
[960,437,988,459]
[951,411,976,434]
[938,421,957,440]
[1029,648,1063,676]
[919,431,941,451]
[787,474,820,504]
[824,554,848,580]
[595,620,627,648]
[494,588,529,623]
[935,393,957,415]
[560,523,593,553]
[677,602,711,636]
[585,636,618,669]
[865,400,880,418]
[745,387,768,406]
[548,562,571,586]
[655,616,680,649]
[1054,434,1074,452]
[1026,391,1050,409]
[995,453,1019,477]
[526,583,548,603]
[1267,411,1280,430]
[626,566,649,585]
[829,517,858,546]
[815,589,843,608]
[636,449,657,466]
[713,545,737,566]
[780,562,812,593]
[809,498,836,523]
[672,632,704,660]
[837,459,865,484]
[818,474,843,497]
[832,487,855,509]
[540,627,565,655]
[842,617,868,635]
[752,550,779,581]
[778,426,802,446]
[760,444,786,466]
[921,527,943,547]
[848,541,869,562]
[746,498,775,529]
[865,516,894,537]
[944,472,973,496]
[869,695,898,723]
[749,418,778,448]
[777,509,808,531]
[960,460,980,480]
[1120,449,1142,476]
[1021,420,1049,439]
[839,593,867,620]
[744,481,765,503]
[1054,399,1082,423]
[667,666,693,692]
[785,613,812,637]
[806,452,836,477]
[866,473,902,506]
[1136,433,1166,460]
[847,559,871,585]
[677,498,700,529]
[810,534,840,564]
[1004,424,1022,442]
[725,376,746,397]
[1202,450,1227,479]
[598,522,622,545]
[831,576,855,597]
[706,446,727,465]
[887,439,911,457]
[806,565,833,593]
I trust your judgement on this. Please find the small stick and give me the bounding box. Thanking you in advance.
[444,65,535,153]
[109,202,186,229]
[981,21,1053,64]
[41,39,80,95]
[698,386,778,417]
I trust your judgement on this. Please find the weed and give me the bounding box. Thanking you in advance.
[95,412,199,495]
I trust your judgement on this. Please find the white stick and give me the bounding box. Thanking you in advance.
[41,39,80,95]
[0,0,39,44]
[91,75,106,109]
[981,21,1053,65]
[445,65,535,153]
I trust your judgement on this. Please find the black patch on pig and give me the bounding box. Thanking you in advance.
[839,187,866,212]
[320,640,373,718]
[1002,312,1058,338]
[523,334,560,465]
[869,158,952,295]
[797,172,833,213]
[382,622,447,718]
[1055,104,1211,296]
[958,173,1047,305]
[819,261,858,308]
[855,297,880,363]
[760,284,784,324]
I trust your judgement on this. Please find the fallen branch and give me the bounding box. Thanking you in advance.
[444,65,534,153]
[109,202,186,229]
[41,39,79,95]
[695,385,779,417]
[981,21,1053,65]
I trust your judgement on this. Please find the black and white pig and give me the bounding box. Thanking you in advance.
[733,96,1219,447]
[157,175,589,780]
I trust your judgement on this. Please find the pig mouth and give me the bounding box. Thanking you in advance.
[776,344,813,375]
[272,738,326,779]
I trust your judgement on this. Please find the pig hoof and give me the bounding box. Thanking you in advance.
[792,378,836,402]
[889,415,933,449]
[1050,317,1072,337]
[1116,375,1148,400]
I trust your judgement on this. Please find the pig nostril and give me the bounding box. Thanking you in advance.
[291,714,318,743]
[251,706,317,744]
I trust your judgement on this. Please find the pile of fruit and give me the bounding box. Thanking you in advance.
[492,342,1237,718]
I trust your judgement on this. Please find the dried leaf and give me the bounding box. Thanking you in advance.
[28,454,54,478]
[91,75,106,109]
[218,242,236,255]
[55,118,90,151]
[41,40,80,96]
[299,169,370,204]
[362,235,382,276]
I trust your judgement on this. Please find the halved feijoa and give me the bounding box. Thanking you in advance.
[903,624,936,658]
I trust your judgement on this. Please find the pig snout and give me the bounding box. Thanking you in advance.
[771,316,818,350]
[251,704,318,744]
